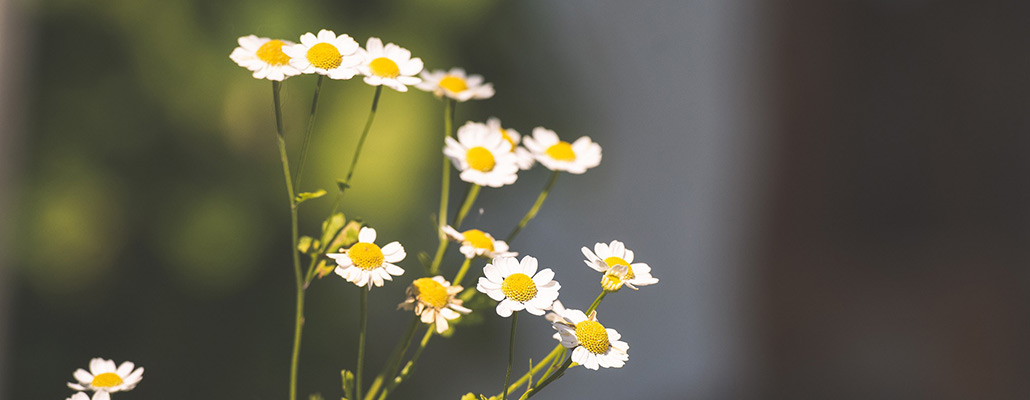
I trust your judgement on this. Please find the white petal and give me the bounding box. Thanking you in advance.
[532,268,554,286]
[384,263,404,276]
[382,242,406,262]
[116,361,134,376]
[519,255,538,276]
[92,391,111,400]
[73,369,93,384]
[495,300,514,317]
[358,227,376,243]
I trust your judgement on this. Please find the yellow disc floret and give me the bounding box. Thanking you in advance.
[306,43,342,70]
[413,278,449,309]
[462,229,495,251]
[574,320,611,354]
[604,257,635,279]
[347,242,385,270]
[466,146,496,172]
[257,40,291,66]
[91,372,124,388]
[439,76,468,93]
[499,129,517,151]
[501,273,537,302]
[369,57,400,78]
[546,141,576,161]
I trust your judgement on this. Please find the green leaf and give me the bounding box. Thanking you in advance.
[298,236,314,254]
[308,394,324,400]
[327,220,362,252]
[417,251,431,268]
[295,189,327,204]
[319,213,346,250]
[341,369,355,400]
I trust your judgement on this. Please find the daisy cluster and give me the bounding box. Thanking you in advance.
[228,26,658,400]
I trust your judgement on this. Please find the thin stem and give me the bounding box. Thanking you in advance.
[503,312,520,400]
[586,291,608,314]
[356,288,369,400]
[452,257,474,287]
[506,171,560,243]
[273,81,304,400]
[294,75,324,191]
[378,328,434,400]
[454,184,481,228]
[501,340,563,398]
[364,315,420,400]
[522,358,573,399]
[343,86,383,186]
[429,99,456,274]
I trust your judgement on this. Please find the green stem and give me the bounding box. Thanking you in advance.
[273,81,304,400]
[454,184,481,228]
[503,312,520,400]
[294,75,324,191]
[452,257,473,287]
[506,171,560,243]
[364,315,419,400]
[586,291,608,314]
[343,86,383,186]
[522,358,573,399]
[378,328,434,400]
[429,99,456,274]
[501,345,562,398]
[356,288,369,400]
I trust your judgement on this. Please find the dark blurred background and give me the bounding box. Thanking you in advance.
[1,0,1028,399]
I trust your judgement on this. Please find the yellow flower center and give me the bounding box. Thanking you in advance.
[604,257,635,279]
[545,141,576,161]
[574,320,611,354]
[369,57,400,78]
[499,129,517,151]
[501,273,537,302]
[306,42,342,70]
[462,229,495,251]
[347,242,384,270]
[601,256,635,291]
[438,75,468,93]
[466,146,496,172]
[257,40,291,66]
[91,372,123,388]
[412,277,449,309]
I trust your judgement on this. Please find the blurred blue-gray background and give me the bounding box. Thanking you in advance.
[2,1,1027,399]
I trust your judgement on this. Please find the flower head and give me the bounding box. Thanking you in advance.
[67,358,144,397]
[441,225,514,259]
[522,127,602,174]
[444,121,520,187]
[282,29,361,79]
[582,240,658,291]
[476,255,560,317]
[416,68,495,101]
[549,302,629,370]
[328,227,405,288]
[355,37,423,92]
[229,35,302,81]
[486,117,534,170]
[398,276,471,333]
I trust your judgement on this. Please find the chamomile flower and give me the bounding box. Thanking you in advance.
[486,117,534,170]
[355,37,423,92]
[522,127,602,174]
[67,358,144,396]
[444,122,520,187]
[328,227,405,288]
[441,225,514,259]
[550,304,629,370]
[398,276,471,333]
[229,35,302,81]
[416,68,495,101]
[282,29,360,79]
[477,255,560,317]
[582,240,658,291]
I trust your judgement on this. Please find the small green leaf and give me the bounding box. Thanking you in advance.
[319,213,346,250]
[315,259,334,279]
[327,220,362,251]
[308,394,324,400]
[417,251,431,268]
[295,189,327,204]
[298,236,314,254]
[341,369,355,400]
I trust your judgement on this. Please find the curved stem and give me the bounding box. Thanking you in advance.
[452,257,474,287]
[273,81,304,400]
[506,171,560,243]
[343,86,383,186]
[378,328,434,400]
[294,75,324,191]
[429,99,456,274]
[586,291,608,314]
[364,315,420,400]
[503,312,520,400]
[356,288,369,400]
[522,358,573,399]
[501,345,563,398]
[454,184,481,229]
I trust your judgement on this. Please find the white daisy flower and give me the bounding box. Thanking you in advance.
[486,117,534,170]
[582,240,658,291]
[67,358,144,397]
[522,127,602,174]
[328,227,405,288]
[282,29,361,79]
[550,303,629,370]
[355,37,423,92]
[398,276,471,333]
[441,225,514,259]
[229,35,302,81]
[476,255,560,317]
[66,393,91,400]
[415,67,494,101]
[443,121,520,187]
